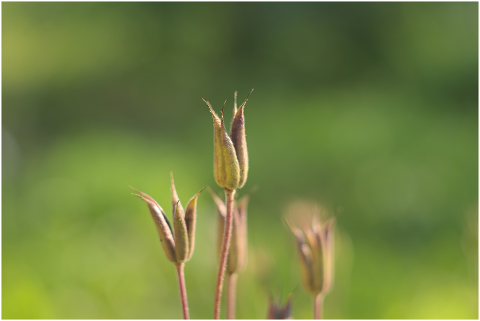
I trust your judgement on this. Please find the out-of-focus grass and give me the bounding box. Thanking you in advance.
[3,2,477,319]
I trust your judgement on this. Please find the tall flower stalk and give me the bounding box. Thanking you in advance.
[209,187,252,319]
[130,174,203,319]
[203,90,253,319]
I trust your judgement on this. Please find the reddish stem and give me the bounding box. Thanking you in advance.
[314,294,324,319]
[213,188,236,319]
[176,263,189,319]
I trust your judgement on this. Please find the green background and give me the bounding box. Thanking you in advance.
[3,2,478,319]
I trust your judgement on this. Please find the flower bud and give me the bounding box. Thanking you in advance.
[204,98,240,190]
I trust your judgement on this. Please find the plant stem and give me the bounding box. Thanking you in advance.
[175,263,189,319]
[227,273,238,319]
[313,293,324,319]
[214,188,236,319]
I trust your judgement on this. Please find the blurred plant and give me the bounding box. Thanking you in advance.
[285,201,335,319]
[208,186,254,318]
[130,173,204,319]
[203,90,253,319]
[267,293,293,319]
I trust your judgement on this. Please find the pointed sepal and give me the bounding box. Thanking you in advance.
[170,172,185,221]
[130,187,177,263]
[173,200,189,263]
[230,89,253,189]
[203,98,240,190]
[184,187,205,260]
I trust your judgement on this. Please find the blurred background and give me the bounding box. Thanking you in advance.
[2,2,478,319]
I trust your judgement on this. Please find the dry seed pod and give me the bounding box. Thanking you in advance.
[203,90,253,191]
[130,187,177,263]
[204,99,240,190]
[230,89,253,188]
[131,176,203,264]
[285,201,335,297]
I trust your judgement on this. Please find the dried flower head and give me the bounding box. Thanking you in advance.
[208,187,252,275]
[131,173,204,263]
[285,201,335,297]
[203,90,253,190]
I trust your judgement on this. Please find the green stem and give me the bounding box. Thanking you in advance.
[213,188,236,319]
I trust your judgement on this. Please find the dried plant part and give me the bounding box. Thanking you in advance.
[285,201,336,297]
[173,200,189,263]
[130,186,177,263]
[130,177,203,264]
[204,98,240,190]
[184,187,205,260]
[230,89,253,188]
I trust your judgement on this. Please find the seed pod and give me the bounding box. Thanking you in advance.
[184,187,205,260]
[230,89,253,189]
[285,202,336,297]
[204,98,240,190]
[173,201,189,262]
[131,187,177,263]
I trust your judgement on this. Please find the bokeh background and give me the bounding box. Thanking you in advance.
[2,2,478,319]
